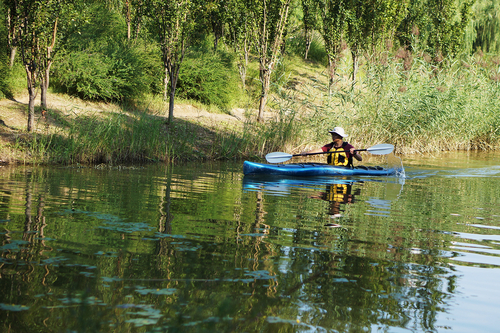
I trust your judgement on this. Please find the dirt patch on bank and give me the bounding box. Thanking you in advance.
[0,92,254,164]
[0,93,249,129]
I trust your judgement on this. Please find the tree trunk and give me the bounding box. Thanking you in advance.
[167,67,179,124]
[7,8,17,67]
[304,30,312,60]
[25,66,37,132]
[237,63,247,90]
[40,64,51,110]
[258,69,271,122]
[126,0,131,40]
[163,66,169,101]
[327,56,336,95]
[10,47,17,67]
[351,49,358,83]
[27,87,37,132]
[41,19,57,111]
[237,39,249,90]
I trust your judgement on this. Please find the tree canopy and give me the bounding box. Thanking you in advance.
[0,0,495,129]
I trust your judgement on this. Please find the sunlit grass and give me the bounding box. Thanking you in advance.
[7,51,500,165]
[345,53,500,153]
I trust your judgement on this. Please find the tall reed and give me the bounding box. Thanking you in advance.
[11,51,500,165]
[330,53,500,153]
[19,109,171,164]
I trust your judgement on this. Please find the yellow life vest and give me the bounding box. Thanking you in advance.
[327,144,349,166]
[326,184,349,202]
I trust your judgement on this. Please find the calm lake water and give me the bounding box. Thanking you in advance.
[1,152,500,332]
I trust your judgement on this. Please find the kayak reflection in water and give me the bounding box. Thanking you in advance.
[310,181,361,227]
[301,127,362,167]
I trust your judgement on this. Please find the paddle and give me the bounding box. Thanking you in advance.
[265,143,394,163]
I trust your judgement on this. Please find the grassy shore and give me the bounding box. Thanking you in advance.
[1,52,499,166]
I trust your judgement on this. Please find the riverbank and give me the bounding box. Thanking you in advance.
[0,92,254,165]
[1,83,499,166]
[2,53,500,166]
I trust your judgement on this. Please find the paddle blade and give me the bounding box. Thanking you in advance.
[265,152,293,163]
[366,144,394,155]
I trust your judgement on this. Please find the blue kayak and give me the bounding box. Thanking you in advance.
[243,161,397,176]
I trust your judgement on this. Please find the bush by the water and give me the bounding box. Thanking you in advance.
[51,44,155,101]
[177,47,240,111]
[51,4,158,101]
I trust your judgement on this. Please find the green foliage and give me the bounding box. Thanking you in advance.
[51,5,158,101]
[305,37,329,64]
[318,0,346,58]
[177,47,240,110]
[465,0,500,53]
[396,0,431,51]
[287,31,328,64]
[52,43,156,101]
[426,0,474,58]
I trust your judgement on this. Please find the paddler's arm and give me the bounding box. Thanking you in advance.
[301,143,331,156]
[350,148,362,161]
[300,148,324,156]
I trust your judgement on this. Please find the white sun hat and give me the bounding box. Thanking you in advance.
[328,127,348,138]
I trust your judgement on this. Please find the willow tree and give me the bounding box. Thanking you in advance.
[427,0,474,60]
[147,0,193,123]
[468,0,500,53]
[4,0,64,131]
[252,0,292,122]
[318,0,346,94]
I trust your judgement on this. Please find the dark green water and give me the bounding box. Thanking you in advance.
[1,152,499,332]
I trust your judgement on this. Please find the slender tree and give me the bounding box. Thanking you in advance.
[120,0,146,40]
[253,0,292,122]
[147,0,193,123]
[207,0,227,51]
[40,13,59,111]
[5,1,18,67]
[344,0,407,82]
[318,0,346,94]
[302,0,319,60]
[5,0,64,131]
[227,0,256,90]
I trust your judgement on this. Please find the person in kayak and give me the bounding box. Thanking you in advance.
[301,127,362,167]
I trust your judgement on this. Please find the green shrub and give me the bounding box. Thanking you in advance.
[52,42,154,101]
[0,62,25,99]
[176,50,239,110]
[51,3,158,101]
